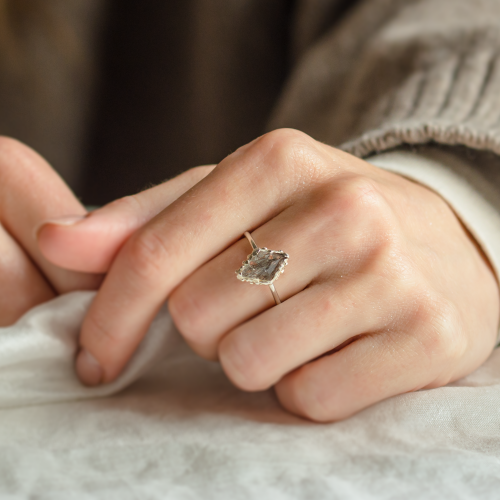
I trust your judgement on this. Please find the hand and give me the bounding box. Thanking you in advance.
[0,137,101,325]
[39,129,500,422]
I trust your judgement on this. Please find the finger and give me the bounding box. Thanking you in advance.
[217,274,394,392]
[169,173,393,361]
[168,205,320,360]
[77,129,342,385]
[0,223,55,325]
[274,325,456,422]
[38,165,216,273]
[0,137,100,293]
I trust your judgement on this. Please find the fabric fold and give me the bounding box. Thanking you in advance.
[0,291,182,408]
[2,291,500,498]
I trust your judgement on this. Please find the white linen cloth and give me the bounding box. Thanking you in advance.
[0,292,182,409]
[1,291,500,499]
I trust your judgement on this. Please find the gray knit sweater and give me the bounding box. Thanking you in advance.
[272,0,500,159]
[1,0,500,198]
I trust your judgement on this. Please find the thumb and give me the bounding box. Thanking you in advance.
[38,165,215,274]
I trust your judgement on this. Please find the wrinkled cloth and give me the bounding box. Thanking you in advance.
[1,292,500,499]
[0,292,181,408]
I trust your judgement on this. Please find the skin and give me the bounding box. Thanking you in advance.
[0,134,211,320]
[0,137,102,322]
[4,130,500,422]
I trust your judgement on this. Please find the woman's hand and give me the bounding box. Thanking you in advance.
[0,137,101,325]
[39,129,500,422]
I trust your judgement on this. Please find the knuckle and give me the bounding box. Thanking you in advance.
[281,369,334,422]
[168,285,209,345]
[318,175,397,266]
[357,237,408,282]
[412,295,466,363]
[249,128,324,182]
[335,174,389,217]
[125,230,169,283]
[220,335,271,392]
[256,128,311,152]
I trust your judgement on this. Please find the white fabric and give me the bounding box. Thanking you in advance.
[2,291,500,498]
[0,292,181,408]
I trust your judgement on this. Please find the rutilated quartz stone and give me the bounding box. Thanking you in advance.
[236,248,289,285]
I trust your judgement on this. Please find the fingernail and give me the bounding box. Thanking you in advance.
[76,348,103,386]
[42,215,87,226]
[35,215,87,240]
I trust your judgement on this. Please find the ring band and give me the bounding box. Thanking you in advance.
[235,231,289,305]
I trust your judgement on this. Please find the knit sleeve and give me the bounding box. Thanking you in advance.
[269,0,500,160]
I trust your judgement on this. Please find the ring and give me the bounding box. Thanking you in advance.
[235,231,289,305]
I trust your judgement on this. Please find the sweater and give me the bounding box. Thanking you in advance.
[1,0,500,276]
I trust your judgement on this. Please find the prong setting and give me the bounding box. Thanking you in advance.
[236,247,289,285]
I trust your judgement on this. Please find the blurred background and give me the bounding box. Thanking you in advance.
[0,0,292,205]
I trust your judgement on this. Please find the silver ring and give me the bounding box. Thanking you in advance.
[235,231,289,305]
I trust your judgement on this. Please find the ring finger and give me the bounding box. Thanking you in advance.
[168,205,324,359]
[169,197,397,365]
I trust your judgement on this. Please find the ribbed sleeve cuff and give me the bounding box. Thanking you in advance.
[269,0,500,163]
[341,39,500,158]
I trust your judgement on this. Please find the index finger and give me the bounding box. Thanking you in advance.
[0,137,101,293]
[76,129,340,385]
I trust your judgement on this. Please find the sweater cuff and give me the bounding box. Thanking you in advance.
[339,36,500,159]
[367,149,500,344]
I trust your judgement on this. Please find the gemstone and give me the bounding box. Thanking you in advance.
[236,247,289,285]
